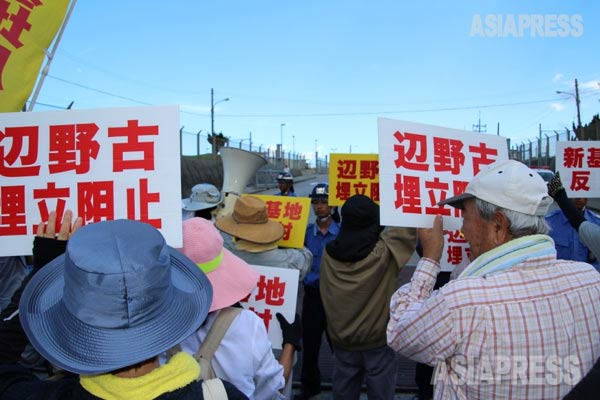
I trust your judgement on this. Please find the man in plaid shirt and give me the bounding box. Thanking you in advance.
[387,160,600,399]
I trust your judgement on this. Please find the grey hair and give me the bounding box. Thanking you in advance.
[475,198,550,237]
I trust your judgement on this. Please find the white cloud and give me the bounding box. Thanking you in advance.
[550,103,565,111]
[580,80,600,91]
[180,104,211,113]
[552,73,564,83]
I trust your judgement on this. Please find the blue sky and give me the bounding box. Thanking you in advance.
[32,0,599,164]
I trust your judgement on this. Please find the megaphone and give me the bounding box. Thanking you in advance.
[215,147,267,219]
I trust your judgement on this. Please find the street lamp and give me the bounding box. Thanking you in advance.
[196,130,202,156]
[556,79,582,139]
[280,123,286,148]
[279,123,286,167]
[211,88,230,159]
[314,139,318,170]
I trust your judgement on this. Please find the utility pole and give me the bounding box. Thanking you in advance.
[211,88,215,159]
[556,79,583,139]
[575,78,582,138]
[179,126,184,156]
[472,111,487,133]
[210,88,230,159]
[538,124,542,167]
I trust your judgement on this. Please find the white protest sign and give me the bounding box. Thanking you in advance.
[555,141,600,198]
[241,265,299,350]
[0,105,182,256]
[378,118,509,232]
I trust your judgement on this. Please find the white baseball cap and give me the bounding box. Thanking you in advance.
[438,159,553,216]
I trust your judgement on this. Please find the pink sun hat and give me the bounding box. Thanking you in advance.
[180,217,259,312]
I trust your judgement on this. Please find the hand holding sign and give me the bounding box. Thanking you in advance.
[276,312,302,351]
[417,215,445,263]
[36,210,83,241]
[33,209,83,270]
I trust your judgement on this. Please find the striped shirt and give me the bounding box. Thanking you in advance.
[387,253,600,399]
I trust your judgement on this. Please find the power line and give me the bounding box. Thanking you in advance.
[27,101,69,110]
[47,74,153,106]
[219,98,572,118]
[41,74,598,119]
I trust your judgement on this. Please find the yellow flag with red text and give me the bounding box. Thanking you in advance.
[0,0,70,112]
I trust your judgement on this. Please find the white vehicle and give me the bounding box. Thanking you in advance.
[531,168,554,182]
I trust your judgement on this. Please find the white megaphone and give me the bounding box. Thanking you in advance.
[215,147,268,219]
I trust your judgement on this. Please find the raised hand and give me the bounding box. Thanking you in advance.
[547,171,564,199]
[417,215,445,262]
[33,210,83,269]
[36,210,83,241]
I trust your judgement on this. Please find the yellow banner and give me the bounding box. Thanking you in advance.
[328,153,379,206]
[0,0,70,112]
[247,194,310,249]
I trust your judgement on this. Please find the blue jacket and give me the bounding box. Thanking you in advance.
[546,208,600,270]
[303,219,340,287]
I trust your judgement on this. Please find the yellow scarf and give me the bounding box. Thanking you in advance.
[80,352,200,400]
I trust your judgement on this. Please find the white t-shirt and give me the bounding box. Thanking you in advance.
[178,309,286,400]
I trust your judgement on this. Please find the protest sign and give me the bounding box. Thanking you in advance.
[0,105,182,255]
[555,141,600,197]
[328,153,379,206]
[378,118,509,232]
[246,194,310,248]
[241,265,299,350]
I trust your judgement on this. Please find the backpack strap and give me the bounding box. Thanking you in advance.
[201,378,228,399]
[195,307,242,380]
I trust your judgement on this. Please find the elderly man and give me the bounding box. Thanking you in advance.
[387,160,600,399]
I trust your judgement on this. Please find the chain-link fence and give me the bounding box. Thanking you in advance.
[508,128,594,169]
[179,129,334,174]
[182,126,599,175]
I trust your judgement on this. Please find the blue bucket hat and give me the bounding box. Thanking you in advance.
[19,219,212,375]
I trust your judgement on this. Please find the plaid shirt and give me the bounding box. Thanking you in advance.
[387,254,600,399]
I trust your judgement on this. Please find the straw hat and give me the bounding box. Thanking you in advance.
[215,196,284,244]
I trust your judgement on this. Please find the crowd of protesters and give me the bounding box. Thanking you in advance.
[1,160,600,400]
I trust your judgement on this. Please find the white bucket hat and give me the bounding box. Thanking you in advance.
[182,183,224,211]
